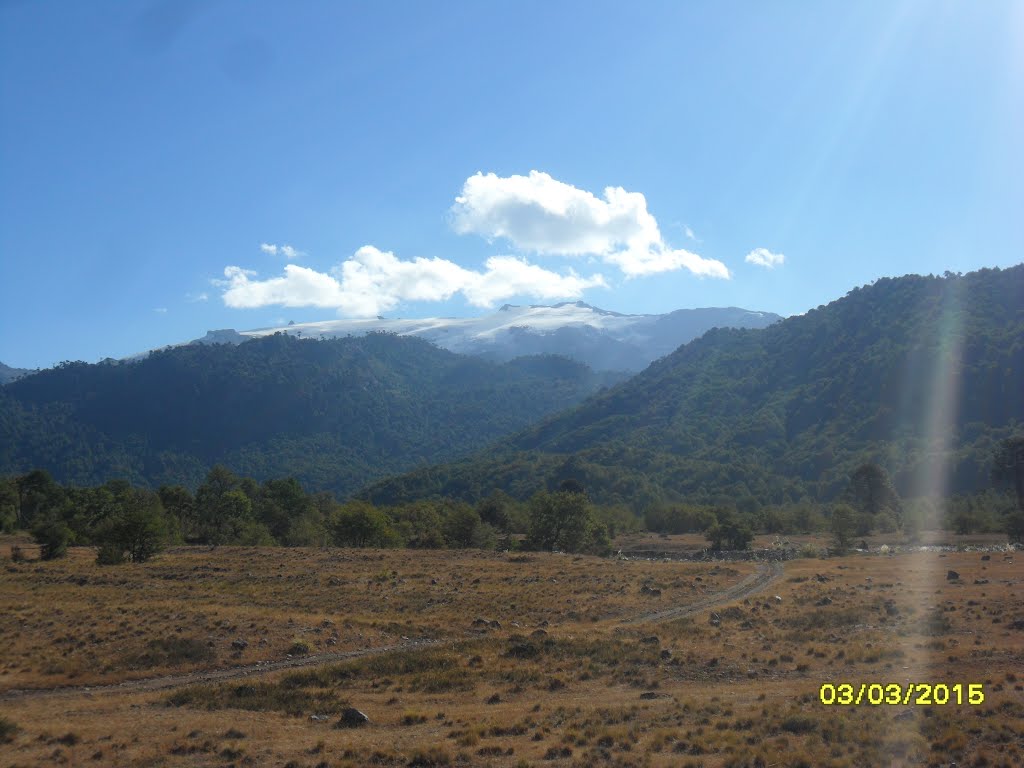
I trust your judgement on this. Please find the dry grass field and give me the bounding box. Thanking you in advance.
[1,535,1022,767]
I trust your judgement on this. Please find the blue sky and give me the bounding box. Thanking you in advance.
[1,0,1021,369]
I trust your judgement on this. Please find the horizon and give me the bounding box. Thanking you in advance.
[2,2,1022,369]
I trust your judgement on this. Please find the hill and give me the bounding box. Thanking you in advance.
[0,333,625,494]
[360,266,1024,509]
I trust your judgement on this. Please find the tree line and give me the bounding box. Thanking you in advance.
[3,436,1020,563]
[0,467,625,563]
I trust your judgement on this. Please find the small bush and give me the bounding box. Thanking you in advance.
[781,715,817,734]
[407,747,452,767]
[31,519,73,560]
[96,542,125,566]
[0,717,19,744]
[124,636,214,669]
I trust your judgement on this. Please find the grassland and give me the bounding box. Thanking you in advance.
[1,535,1022,767]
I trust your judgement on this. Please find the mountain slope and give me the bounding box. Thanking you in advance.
[189,302,781,373]
[360,266,1024,509]
[0,362,29,384]
[0,333,625,494]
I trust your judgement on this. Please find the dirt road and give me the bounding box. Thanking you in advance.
[0,561,783,703]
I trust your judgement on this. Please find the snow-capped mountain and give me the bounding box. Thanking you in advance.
[191,302,781,372]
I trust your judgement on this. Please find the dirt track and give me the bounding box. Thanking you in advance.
[0,561,783,704]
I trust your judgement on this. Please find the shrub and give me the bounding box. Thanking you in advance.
[96,542,125,566]
[31,519,74,560]
[0,716,19,744]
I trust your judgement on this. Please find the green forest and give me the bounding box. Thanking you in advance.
[362,266,1023,510]
[0,333,623,495]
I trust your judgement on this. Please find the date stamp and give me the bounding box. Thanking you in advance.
[819,683,985,706]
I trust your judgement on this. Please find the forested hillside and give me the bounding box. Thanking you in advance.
[0,333,624,494]
[361,266,1024,509]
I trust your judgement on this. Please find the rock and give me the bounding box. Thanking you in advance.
[816,597,833,606]
[231,639,248,650]
[773,595,783,604]
[335,708,370,728]
[946,570,960,581]
[486,693,501,704]
[709,612,721,627]
[530,629,548,639]
[974,579,989,585]
[639,691,660,699]
[640,635,659,645]
[309,714,328,722]
[660,649,673,660]
[640,585,662,597]
[981,555,991,561]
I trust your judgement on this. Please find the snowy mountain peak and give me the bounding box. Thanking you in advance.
[201,302,782,372]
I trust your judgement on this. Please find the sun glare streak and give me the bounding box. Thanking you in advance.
[892,276,965,758]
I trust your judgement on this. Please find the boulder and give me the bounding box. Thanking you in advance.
[335,708,370,728]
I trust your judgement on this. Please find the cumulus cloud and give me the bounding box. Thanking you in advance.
[260,242,302,260]
[219,246,606,317]
[450,171,729,279]
[745,247,785,269]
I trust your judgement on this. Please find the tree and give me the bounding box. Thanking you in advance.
[526,490,594,553]
[476,490,513,531]
[992,436,1024,511]
[844,463,903,533]
[31,518,74,560]
[95,490,169,564]
[159,485,196,541]
[830,503,857,551]
[704,510,753,551]
[0,479,18,533]
[255,477,310,542]
[16,469,64,528]
[442,502,482,548]
[331,501,400,548]
[993,437,1024,542]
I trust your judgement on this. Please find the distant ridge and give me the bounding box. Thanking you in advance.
[0,362,29,384]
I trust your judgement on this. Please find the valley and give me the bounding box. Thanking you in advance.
[1,537,1021,767]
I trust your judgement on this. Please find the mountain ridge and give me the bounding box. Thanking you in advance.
[186,303,782,373]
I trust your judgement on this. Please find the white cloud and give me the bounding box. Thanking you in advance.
[745,247,785,269]
[186,291,209,302]
[219,246,606,317]
[450,171,729,279]
[260,242,303,260]
[153,307,168,314]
